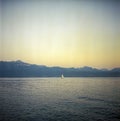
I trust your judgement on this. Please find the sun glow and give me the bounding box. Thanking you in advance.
[0,0,120,68]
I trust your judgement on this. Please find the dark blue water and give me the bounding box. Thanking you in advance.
[0,77,120,121]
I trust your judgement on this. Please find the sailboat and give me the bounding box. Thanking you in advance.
[61,74,64,79]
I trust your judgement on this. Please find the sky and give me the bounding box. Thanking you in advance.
[0,0,120,68]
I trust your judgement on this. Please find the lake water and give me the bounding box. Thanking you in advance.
[0,77,120,121]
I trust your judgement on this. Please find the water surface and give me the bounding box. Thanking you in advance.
[0,77,120,121]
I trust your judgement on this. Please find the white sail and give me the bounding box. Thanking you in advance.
[61,74,64,79]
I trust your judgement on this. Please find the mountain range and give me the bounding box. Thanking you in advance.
[0,60,120,77]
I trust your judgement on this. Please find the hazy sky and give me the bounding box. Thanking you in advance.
[0,0,120,68]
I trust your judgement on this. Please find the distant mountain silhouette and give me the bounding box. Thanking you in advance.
[0,60,120,77]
